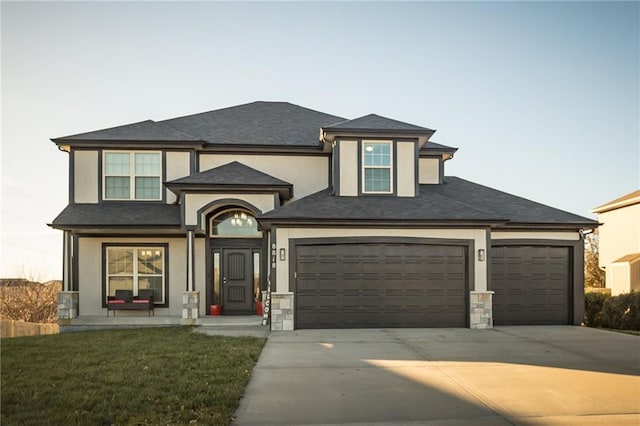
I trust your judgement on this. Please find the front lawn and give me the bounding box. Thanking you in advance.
[1,327,265,425]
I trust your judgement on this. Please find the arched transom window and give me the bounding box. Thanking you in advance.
[210,210,261,237]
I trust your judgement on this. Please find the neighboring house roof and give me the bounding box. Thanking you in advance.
[160,101,345,147]
[49,203,180,229]
[259,177,597,228]
[52,120,202,143]
[613,253,640,264]
[323,114,435,133]
[592,190,640,214]
[165,161,293,200]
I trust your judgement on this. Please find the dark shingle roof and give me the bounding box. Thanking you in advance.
[259,177,597,227]
[323,114,434,133]
[429,177,596,225]
[53,120,202,142]
[159,101,345,147]
[167,161,290,187]
[259,188,500,223]
[420,141,458,154]
[165,161,293,200]
[50,203,180,228]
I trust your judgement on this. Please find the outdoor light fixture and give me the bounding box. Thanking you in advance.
[478,249,485,262]
[279,248,286,261]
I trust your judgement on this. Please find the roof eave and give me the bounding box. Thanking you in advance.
[257,218,507,230]
[495,221,599,231]
[165,184,293,201]
[48,223,182,231]
[321,128,435,146]
[51,138,206,149]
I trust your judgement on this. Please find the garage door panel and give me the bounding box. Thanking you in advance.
[491,245,570,325]
[295,243,467,329]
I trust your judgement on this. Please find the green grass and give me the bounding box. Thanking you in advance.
[1,327,266,425]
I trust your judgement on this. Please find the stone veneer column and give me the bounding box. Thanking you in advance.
[270,293,294,331]
[470,291,494,329]
[181,291,200,325]
[57,291,79,324]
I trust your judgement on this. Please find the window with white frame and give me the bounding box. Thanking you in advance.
[106,246,165,304]
[362,141,393,193]
[104,152,161,200]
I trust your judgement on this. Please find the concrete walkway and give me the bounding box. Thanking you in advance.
[233,326,640,425]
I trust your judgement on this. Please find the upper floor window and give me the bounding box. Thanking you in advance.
[362,141,392,193]
[104,152,161,200]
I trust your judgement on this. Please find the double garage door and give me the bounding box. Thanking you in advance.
[294,241,573,329]
[295,243,468,329]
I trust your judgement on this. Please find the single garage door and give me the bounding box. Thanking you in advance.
[295,243,467,329]
[491,245,571,325]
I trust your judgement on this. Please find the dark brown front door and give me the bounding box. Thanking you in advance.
[222,248,253,314]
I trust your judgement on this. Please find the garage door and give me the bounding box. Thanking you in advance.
[295,243,467,329]
[490,245,571,325]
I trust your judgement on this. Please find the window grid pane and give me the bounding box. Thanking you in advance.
[108,248,134,274]
[105,177,130,199]
[135,153,160,176]
[137,249,163,275]
[364,143,391,167]
[105,153,130,175]
[135,177,160,199]
[364,168,391,192]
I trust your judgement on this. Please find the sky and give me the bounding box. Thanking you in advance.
[1,1,638,281]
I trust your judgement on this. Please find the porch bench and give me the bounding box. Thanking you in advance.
[107,289,155,316]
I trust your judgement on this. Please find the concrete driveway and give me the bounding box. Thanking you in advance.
[233,326,639,425]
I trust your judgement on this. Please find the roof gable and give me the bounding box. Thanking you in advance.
[165,161,293,200]
[167,161,291,187]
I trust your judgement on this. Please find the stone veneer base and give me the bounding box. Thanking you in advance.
[271,293,294,331]
[57,291,79,320]
[469,291,494,329]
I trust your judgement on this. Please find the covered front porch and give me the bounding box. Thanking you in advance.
[58,314,268,336]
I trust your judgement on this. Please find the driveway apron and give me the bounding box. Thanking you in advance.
[233,326,640,425]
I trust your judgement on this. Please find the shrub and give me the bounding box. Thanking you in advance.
[600,292,640,331]
[584,291,610,327]
[0,280,61,324]
[584,291,640,331]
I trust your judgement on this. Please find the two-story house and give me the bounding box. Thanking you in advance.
[592,190,640,295]
[50,101,596,330]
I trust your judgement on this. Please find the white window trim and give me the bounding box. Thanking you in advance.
[361,141,393,194]
[106,246,165,304]
[103,151,162,201]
